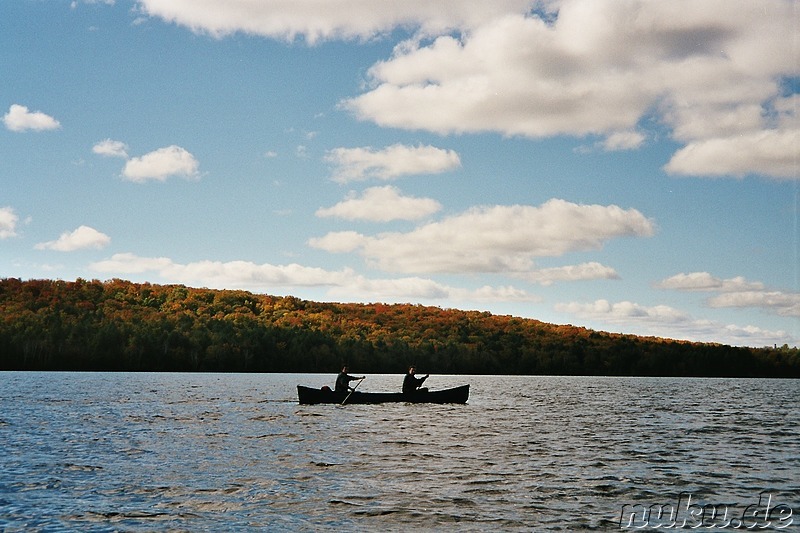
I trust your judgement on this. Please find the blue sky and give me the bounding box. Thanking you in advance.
[2,0,798,347]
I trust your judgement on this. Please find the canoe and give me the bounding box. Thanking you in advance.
[297,384,469,405]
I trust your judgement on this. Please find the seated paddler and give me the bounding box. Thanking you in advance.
[335,365,365,393]
[402,366,429,394]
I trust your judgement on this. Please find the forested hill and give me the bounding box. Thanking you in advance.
[1,278,797,377]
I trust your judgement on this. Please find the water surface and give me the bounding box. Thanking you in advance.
[1,372,797,530]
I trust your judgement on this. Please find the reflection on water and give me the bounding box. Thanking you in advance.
[1,372,798,530]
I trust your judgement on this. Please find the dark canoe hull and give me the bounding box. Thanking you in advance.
[297,384,469,405]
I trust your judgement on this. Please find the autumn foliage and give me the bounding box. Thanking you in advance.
[0,278,796,376]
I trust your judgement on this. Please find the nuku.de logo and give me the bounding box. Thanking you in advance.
[619,492,794,529]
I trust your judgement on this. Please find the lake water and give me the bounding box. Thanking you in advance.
[1,372,797,531]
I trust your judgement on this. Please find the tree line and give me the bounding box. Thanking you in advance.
[0,278,797,377]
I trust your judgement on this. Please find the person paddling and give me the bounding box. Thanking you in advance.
[402,366,429,394]
[335,366,365,393]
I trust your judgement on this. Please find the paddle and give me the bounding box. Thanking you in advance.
[341,377,364,406]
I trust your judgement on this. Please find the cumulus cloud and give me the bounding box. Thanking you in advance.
[92,139,129,158]
[326,144,461,183]
[3,104,61,132]
[520,262,620,286]
[89,253,173,274]
[136,0,532,43]
[91,252,354,285]
[341,0,798,179]
[657,271,799,317]
[0,207,19,239]
[316,186,442,222]
[707,291,800,318]
[556,299,792,347]
[329,278,538,303]
[656,272,765,292]
[558,299,690,323]
[664,129,799,179]
[601,130,647,152]
[89,252,535,303]
[308,231,368,253]
[72,0,115,6]
[35,225,111,252]
[122,145,200,182]
[309,198,655,274]
[329,276,450,300]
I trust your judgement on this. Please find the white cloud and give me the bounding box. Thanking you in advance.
[309,198,655,274]
[72,0,115,6]
[656,272,765,292]
[91,252,353,285]
[89,253,173,274]
[329,276,451,300]
[344,12,653,136]
[35,225,111,252]
[558,299,689,323]
[521,262,620,286]
[316,186,442,222]
[556,299,793,347]
[92,139,129,158]
[328,278,538,303]
[89,252,535,303]
[0,207,19,239]
[601,130,646,152]
[309,231,368,253]
[708,291,800,318]
[326,144,461,183]
[136,0,532,44]
[122,145,200,182]
[657,272,799,318]
[664,129,800,179]
[3,104,61,132]
[342,0,798,179]
[469,284,538,302]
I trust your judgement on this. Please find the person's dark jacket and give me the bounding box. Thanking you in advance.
[402,373,428,394]
[336,372,360,393]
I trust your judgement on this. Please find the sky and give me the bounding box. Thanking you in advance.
[1,0,798,348]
